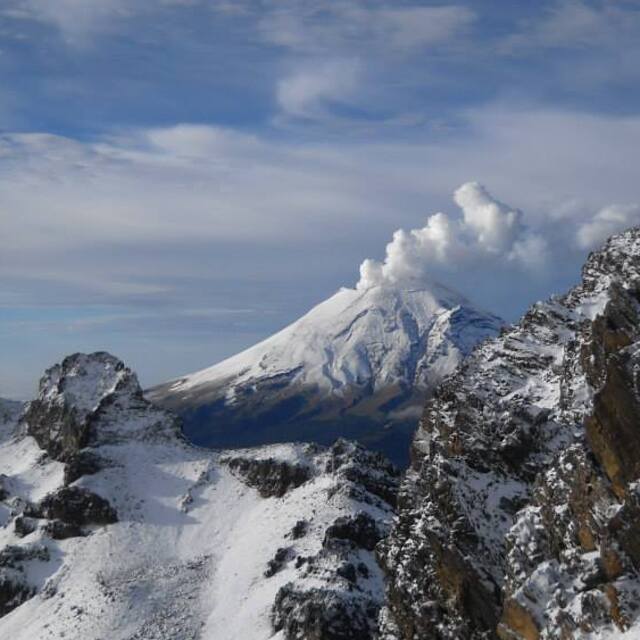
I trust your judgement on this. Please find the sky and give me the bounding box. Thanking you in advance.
[3,0,640,398]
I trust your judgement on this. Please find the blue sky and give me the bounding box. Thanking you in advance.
[3,0,640,397]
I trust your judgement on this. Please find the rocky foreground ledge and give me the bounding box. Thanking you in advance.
[0,352,398,640]
[380,228,640,639]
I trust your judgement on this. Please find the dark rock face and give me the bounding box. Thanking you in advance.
[586,340,640,497]
[13,517,37,538]
[0,574,32,618]
[224,455,311,498]
[23,352,131,460]
[325,439,400,507]
[42,519,86,540]
[324,513,382,552]
[288,519,309,540]
[273,585,379,640]
[0,476,9,502]
[63,451,110,485]
[265,547,294,578]
[39,487,117,526]
[380,228,640,639]
[0,545,49,617]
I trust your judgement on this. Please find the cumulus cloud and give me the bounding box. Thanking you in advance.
[356,182,548,290]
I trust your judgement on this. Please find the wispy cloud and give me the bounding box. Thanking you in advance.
[503,0,640,51]
[3,0,137,44]
[276,59,362,120]
[259,2,475,54]
[3,105,640,314]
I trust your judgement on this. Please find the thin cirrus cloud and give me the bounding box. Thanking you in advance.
[3,105,640,313]
[503,0,640,51]
[258,3,475,53]
[2,0,137,43]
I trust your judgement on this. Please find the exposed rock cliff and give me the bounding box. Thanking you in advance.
[380,228,640,639]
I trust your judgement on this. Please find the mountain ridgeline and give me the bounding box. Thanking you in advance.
[0,353,398,639]
[3,228,640,638]
[148,282,503,466]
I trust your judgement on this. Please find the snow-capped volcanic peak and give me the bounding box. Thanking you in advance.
[166,282,502,400]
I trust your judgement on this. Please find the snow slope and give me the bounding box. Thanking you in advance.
[148,282,502,464]
[0,353,398,640]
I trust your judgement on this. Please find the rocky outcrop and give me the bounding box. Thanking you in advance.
[273,586,379,640]
[23,352,181,466]
[324,439,400,507]
[223,455,312,498]
[23,352,133,459]
[380,228,640,639]
[39,487,117,526]
[0,545,49,616]
[0,399,23,434]
[324,512,382,552]
[0,353,178,619]
[261,440,399,640]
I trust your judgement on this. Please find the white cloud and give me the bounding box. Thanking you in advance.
[7,0,135,43]
[260,3,475,54]
[372,6,475,51]
[261,2,475,123]
[504,0,640,52]
[3,105,640,319]
[576,203,640,249]
[356,182,548,290]
[453,181,524,254]
[276,59,361,119]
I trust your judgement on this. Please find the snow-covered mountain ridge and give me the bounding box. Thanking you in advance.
[0,352,398,639]
[148,282,502,464]
[379,227,640,639]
